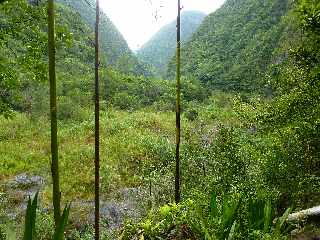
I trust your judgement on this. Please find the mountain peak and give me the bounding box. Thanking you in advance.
[167,0,291,91]
[137,10,206,77]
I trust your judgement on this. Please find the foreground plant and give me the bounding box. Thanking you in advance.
[23,193,70,240]
[120,193,292,240]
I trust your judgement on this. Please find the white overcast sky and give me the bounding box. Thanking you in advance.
[100,0,225,50]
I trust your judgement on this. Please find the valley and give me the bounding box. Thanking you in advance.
[0,0,319,239]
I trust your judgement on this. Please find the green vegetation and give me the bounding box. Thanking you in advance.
[0,0,319,239]
[137,11,206,77]
[57,0,152,76]
[22,193,70,240]
[168,0,291,92]
[120,195,292,239]
[0,0,154,117]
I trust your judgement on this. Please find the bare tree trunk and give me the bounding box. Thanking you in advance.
[94,0,100,239]
[48,0,61,227]
[288,206,320,221]
[175,0,181,204]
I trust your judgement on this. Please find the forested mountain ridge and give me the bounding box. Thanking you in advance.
[0,0,155,116]
[57,0,130,64]
[57,0,152,76]
[0,0,106,115]
[137,11,206,77]
[1,0,320,238]
[168,0,292,92]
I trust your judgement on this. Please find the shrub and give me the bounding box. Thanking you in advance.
[120,193,292,240]
[112,92,141,110]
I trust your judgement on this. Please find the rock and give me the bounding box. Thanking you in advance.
[248,126,257,134]
[71,187,145,231]
[28,0,41,6]
[6,173,45,190]
[100,201,125,229]
[2,174,45,220]
[2,177,145,232]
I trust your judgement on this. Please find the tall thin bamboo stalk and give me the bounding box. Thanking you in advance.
[175,0,181,204]
[94,0,100,239]
[48,0,61,227]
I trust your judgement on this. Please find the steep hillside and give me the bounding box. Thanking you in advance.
[57,0,152,76]
[0,0,99,115]
[137,11,206,77]
[1,0,202,116]
[1,0,151,115]
[168,0,291,92]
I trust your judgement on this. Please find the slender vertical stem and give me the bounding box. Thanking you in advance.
[48,0,61,227]
[175,0,181,204]
[94,0,100,239]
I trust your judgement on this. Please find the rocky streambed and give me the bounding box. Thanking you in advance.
[0,173,147,237]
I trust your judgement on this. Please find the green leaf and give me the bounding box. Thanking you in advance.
[248,199,265,230]
[53,203,71,240]
[227,221,237,240]
[209,192,218,218]
[5,227,16,240]
[263,200,272,232]
[23,192,38,240]
[275,207,291,233]
[221,197,240,239]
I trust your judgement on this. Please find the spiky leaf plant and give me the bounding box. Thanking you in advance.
[23,192,38,240]
[22,193,71,240]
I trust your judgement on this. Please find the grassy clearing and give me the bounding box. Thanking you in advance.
[1,91,318,239]
[0,109,182,202]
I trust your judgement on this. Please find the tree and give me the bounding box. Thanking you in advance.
[175,0,181,203]
[94,0,100,239]
[48,0,61,227]
[0,0,47,118]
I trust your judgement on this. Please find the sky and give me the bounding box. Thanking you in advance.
[100,0,225,51]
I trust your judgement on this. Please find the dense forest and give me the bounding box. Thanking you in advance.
[137,11,206,77]
[0,0,319,239]
[168,0,291,91]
